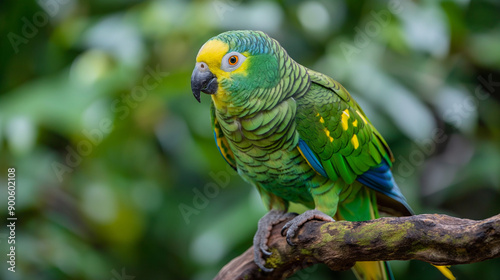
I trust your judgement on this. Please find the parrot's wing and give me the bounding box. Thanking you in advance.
[211,103,237,171]
[295,69,413,216]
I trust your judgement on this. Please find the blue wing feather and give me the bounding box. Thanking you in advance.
[298,138,413,215]
[298,139,328,177]
[357,160,414,215]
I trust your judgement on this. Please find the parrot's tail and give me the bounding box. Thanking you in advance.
[352,261,394,280]
[351,262,455,280]
[337,186,456,280]
[434,265,456,280]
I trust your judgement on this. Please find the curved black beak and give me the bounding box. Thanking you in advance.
[191,62,218,103]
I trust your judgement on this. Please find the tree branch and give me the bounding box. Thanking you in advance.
[215,214,500,280]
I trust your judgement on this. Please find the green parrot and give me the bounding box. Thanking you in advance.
[191,30,454,280]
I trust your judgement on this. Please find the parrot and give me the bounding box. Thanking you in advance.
[191,30,455,280]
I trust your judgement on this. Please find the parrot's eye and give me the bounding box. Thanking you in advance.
[221,51,246,72]
[228,55,238,65]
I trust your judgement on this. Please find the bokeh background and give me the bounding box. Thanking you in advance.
[1,0,499,279]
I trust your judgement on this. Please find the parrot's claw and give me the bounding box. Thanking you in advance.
[281,209,334,246]
[253,210,297,272]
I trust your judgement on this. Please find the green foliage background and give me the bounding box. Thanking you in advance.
[0,0,499,279]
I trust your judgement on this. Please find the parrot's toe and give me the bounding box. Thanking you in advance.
[260,244,272,256]
[253,210,297,272]
[281,209,335,246]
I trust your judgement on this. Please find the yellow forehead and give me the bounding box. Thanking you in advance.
[196,39,229,68]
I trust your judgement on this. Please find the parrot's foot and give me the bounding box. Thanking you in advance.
[254,210,297,272]
[281,209,334,246]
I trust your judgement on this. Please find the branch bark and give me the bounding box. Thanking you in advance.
[215,214,500,280]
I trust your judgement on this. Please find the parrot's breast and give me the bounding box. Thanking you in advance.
[215,98,320,204]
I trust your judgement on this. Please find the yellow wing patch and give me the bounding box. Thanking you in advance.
[351,134,359,149]
[316,113,325,124]
[341,109,350,131]
[323,128,334,142]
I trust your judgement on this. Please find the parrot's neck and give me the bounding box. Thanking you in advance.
[210,84,235,115]
[210,94,257,118]
[214,97,299,153]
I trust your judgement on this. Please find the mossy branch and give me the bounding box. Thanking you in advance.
[214,214,500,280]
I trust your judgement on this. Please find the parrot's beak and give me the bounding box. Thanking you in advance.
[191,62,218,103]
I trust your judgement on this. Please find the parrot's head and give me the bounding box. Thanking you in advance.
[191,30,282,111]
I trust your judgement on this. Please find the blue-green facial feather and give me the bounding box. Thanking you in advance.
[210,30,275,56]
[205,30,309,115]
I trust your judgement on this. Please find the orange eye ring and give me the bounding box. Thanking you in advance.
[228,55,239,65]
